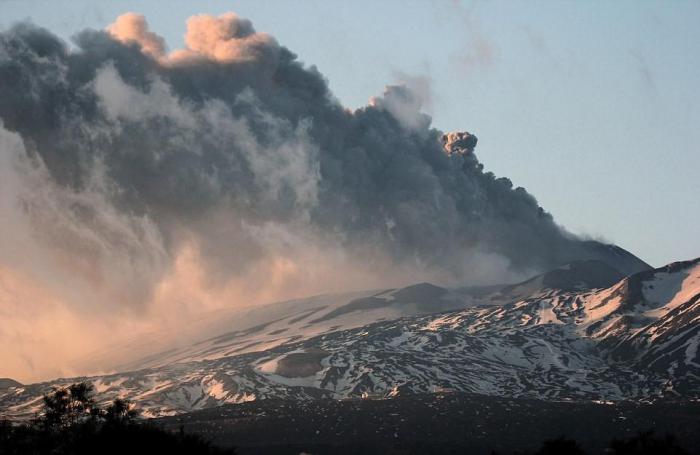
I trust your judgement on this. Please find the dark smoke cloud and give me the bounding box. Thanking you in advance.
[0,12,649,314]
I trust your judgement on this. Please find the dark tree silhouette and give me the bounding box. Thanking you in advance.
[103,398,139,425]
[38,382,99,430]
[0,382,236,455]
[533,437,586,455]
[609,431,689,455]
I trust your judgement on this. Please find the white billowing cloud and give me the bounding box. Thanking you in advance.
[177,12,279,63]
[370,84,432,131]
[107,12,279,64]
[93,63,196,128]
[107,13,166,59]
[0,124,171,381]
[0,124,169,311]
[92,65,320,218]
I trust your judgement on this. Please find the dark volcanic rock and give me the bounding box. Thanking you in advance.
[157,393,700,455]
[0,378,22,390]
[275,349,328,378]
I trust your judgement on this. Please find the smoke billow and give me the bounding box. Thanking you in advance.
[0,13,647,382]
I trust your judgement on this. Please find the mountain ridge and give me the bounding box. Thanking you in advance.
[1,256,696,418]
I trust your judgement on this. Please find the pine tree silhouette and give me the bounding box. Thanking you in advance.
[0,382,237,455]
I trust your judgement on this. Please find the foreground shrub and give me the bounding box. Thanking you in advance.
[0,382,235,455]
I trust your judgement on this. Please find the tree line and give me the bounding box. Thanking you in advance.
[0,382,235,455]
[0,382,691,454]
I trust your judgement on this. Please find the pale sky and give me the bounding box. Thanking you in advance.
[1,0,698,267]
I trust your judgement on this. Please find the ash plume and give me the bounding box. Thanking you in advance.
[0,13,648,381]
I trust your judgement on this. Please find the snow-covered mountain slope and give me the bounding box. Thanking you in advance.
[80,261,625,374]
[586,259,700,389]
[1,259,696,418]
[82,282,493,374]
[490,259,626,301]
